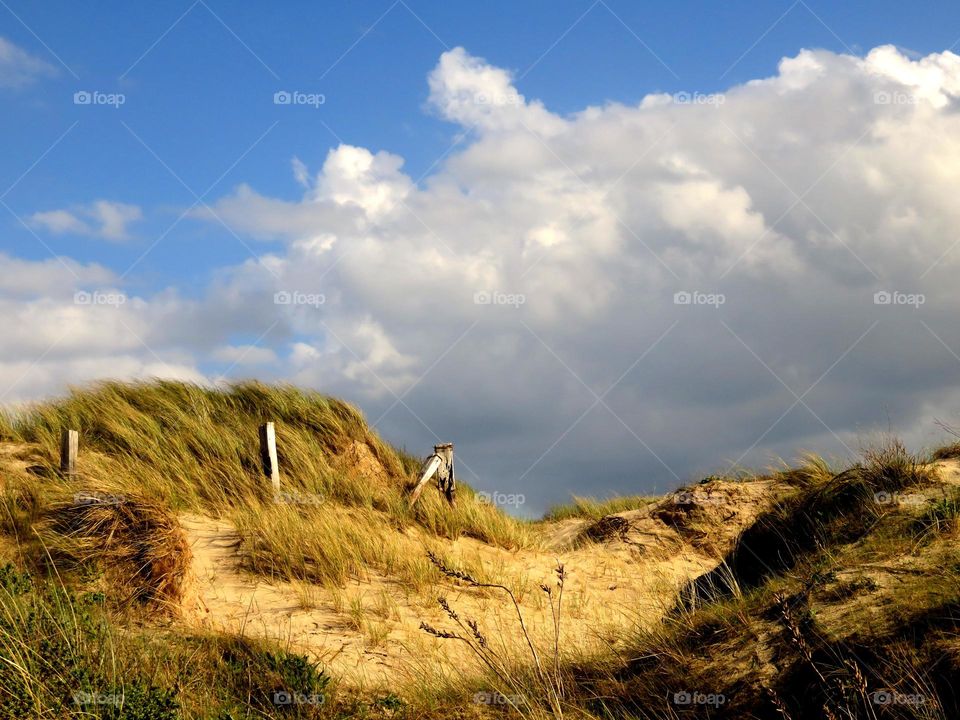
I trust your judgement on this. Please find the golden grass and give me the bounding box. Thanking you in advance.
[0,410,14,441]
[543,495,657,521]
[38,482,192,613]
[5,381,959,718]
[4,380,535,590]
[234,500,438,589]
[12,379,404,512]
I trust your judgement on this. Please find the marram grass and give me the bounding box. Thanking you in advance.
[6,380,534,595]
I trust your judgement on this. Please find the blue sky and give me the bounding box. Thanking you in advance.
[4,1,960,514]
[5,0,958,292]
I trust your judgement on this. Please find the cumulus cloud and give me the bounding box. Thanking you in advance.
[0,37,56,88]
[0,277,209,406]
[0,253,114,299]
[426,46,564,134]
[30,201,143,241]
[9,44,960,512]
[188,44,960,511]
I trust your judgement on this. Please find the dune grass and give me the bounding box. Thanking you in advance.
[234,501,441,590]
[543,495,657,522]
[3,381,534,588]
[5,381,959,718]
[531,443,960,719]
[931,442,960,461]
[0,410,14,442]
[682,439,935,607]
[0,563,402,718]
[12,379,406,511]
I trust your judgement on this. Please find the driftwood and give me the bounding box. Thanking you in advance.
[410,443,455,506]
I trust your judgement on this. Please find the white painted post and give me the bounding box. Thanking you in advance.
[259,422,280,492]
[60,429,78,476]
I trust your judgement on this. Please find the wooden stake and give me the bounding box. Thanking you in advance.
[60,429,78,476]
[259,422,280,491]
[409,442,455,507]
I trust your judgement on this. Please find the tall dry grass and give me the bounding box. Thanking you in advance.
[543,495,657,522]
[13,379,403,511]
[4,380,535,595]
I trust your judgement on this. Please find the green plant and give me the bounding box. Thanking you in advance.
[9,380,532,559]
[913,493,960,537]
[544,495,656,521]
[0,563,31,595]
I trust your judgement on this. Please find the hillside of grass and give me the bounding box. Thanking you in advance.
[13,379,411,502]
[4,380,531,586]
[567,442,960,719]
[1,381,959,718]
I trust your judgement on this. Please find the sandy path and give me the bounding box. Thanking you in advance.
[176,505,738,689]
[180,513,408,686]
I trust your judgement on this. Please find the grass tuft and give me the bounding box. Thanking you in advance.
[544,495,656,522]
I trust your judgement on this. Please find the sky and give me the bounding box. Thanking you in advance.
[3,1,960,515]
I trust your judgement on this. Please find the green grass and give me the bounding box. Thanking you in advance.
[5,379,534,562]
[6,383,959,718]
[0,564,410,718]
[0,565,180,719]
[11,379,403,512]
[913,490,960,537]
[543,495,657,521]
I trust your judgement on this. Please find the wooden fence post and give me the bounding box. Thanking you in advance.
[259,422,280,492]
[410,442,455,506]
[60,429,78,476]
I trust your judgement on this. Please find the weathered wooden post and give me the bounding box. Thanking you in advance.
[410,442,455,506]
[60,428,78,476]
[259,422,280,492]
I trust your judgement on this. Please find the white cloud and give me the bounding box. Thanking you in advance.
[30,201,143,241]
[9,44,960,510]
[189,44,960,508]
[291,156,310,188]
[0,253,114,298]
[0,37,56,88]
[427,47,565,135]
